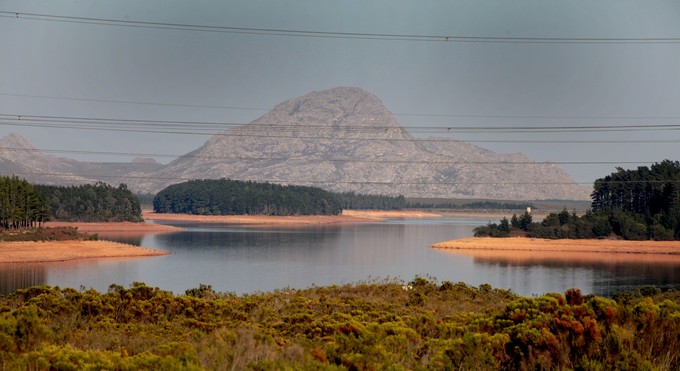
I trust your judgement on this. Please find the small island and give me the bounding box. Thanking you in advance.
[434,161,680,255]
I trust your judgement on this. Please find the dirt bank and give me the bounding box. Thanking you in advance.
[432,237,680,265]
[0,240,170,264]
[431,237,680,255]
[142,210,381,225]
[341,210,442,219]
[44,221,183,233]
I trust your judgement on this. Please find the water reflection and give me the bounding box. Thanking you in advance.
[441,249,680,296]
[0,218,678,297]
[96,232,144,246]
[0,264,47,294]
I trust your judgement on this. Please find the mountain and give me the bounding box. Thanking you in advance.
[123,87,590,200]
[0,133,161,187]
[0,88,591,200]
[0,133,91,185]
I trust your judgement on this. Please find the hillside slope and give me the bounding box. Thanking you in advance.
[124,87,589,200]
[0,88,590,200]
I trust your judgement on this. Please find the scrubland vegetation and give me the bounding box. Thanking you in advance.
[0,279,677,369]
[0,226,98,242]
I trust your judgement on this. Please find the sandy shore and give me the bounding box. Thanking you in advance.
[431,237,680,254]
[0,240,170,264]
[341,210,442,219]
[44,221,183,233]
[142,210,382,225]
[431,237,680,265]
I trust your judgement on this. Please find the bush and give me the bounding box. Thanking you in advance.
[0,281,677,369]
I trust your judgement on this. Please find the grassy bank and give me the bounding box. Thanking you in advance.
[0,279,677,369]
[0,226,97,242]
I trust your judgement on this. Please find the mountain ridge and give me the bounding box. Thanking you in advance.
[0,87,591,200]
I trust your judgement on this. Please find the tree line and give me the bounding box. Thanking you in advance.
[337,191,406,210]
[36,182,142,222]
[153,179,342,216]
[407,199,533,210]
[476,160,680,240]
[0,176,49,229]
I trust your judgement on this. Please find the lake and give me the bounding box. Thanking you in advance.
[1,218,679,296]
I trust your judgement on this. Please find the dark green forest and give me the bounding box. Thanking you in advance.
[0,176,49,229]
[153,179,342,216]
[476,160,680,240]
[407,199,533,210]
[337,191,406,210]
[36,183,142,222]
[0,280,676,369]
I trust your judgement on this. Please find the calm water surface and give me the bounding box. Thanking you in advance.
[1,218,678,296]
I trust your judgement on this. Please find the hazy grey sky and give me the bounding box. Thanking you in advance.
[1,0,680,185]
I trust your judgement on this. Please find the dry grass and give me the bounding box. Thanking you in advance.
[432,237,680,264]
[341,209,442,219]
[0,240,169,263]
[44,221,183,233]
[142,210,380,225]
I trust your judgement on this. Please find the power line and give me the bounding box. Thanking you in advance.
[8,170,680,187]
[0,146,661,166]
[3,114,680,136]
[4,92,680,120]
[2,10,680,44]
[3,120,680,144]
[0,93,269,112]
[0,171,596,185]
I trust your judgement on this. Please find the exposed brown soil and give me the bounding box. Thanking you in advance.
[341,210,442,219]
[432,237,680,254]
[44,221,183,233]
[142,210,381,225]
[431,237,680,264]
[0,240,169,264]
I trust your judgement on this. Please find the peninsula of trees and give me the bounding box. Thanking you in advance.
[475,160,680,240]
[36,183,142,222]
[0,176,49,229]
[153,179,343,216]
[0,176,143,227]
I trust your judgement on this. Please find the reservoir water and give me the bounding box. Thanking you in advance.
[1,218,678,296]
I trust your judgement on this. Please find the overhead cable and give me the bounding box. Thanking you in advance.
[0,146,660,166]
[2,113,680,135]
[3,92,680,120]
[2,11,680,44]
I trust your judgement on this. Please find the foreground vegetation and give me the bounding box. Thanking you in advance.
[0,279,677,369]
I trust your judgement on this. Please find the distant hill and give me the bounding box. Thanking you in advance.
[0,133,161,187]
[0,87,591,200]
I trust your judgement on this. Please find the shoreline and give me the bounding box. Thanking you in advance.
[142,210,384,225]
[0,240,170,264]
[431,237,680,255]
[44,221,183,233]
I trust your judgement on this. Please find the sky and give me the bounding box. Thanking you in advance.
[1,0,680,185]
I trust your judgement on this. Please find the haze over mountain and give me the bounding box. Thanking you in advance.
[0,88,590,200]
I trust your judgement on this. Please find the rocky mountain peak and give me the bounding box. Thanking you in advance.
[0,88,593,200]
[0,132,37,152]
[243,87,408,139]
[132,88,590,199]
